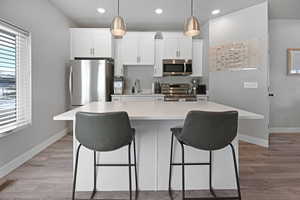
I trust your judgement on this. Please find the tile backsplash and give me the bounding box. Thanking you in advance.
[123,65,204,93]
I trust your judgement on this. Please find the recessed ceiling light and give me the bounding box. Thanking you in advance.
[97,8,106,14]
[212,9,220,15]
[155,8,163,15]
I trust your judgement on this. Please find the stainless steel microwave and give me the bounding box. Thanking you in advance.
[163,59,192,76]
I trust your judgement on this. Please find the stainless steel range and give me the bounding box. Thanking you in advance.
[161,83,197,102]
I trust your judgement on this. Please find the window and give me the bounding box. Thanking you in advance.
[0,19,31,135]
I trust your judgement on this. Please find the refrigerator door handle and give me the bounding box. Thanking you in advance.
[69,67,73,98]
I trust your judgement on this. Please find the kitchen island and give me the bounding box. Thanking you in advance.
[54,101,263,191]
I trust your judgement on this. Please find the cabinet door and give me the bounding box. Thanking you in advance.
[121,34,139,65]
[92,29,113,58]
[114,39,124,76]
[163,38,179,59]
[139,34,155,65]
[192,39,203,77]
[178,37,192,59]
[154,39,163,77]
[70,29,93,59]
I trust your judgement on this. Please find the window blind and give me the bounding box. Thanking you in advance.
[0,20,31,135]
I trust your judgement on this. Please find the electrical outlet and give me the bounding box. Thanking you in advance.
[244,82,258,89]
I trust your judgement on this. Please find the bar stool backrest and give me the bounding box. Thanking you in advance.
[75,111,133,152]
[181,111,238,151]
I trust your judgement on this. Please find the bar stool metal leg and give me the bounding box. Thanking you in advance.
[128,143,132,200]
[230,143,242,200]
[133,136,138,193]
[90,150,97,199]
[209,151,216,197]
[181,142,185,200]
[168,133,174,193]
[72,144,82,200]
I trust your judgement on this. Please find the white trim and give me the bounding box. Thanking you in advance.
[0,128,69,178]
[269,127,300,133]
[238,134,269,148]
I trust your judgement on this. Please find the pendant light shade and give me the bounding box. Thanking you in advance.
[111,16,126,37]
[184,0,200,37]
[111,0,126,37]
[184,16,200,37]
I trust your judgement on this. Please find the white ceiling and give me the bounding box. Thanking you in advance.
[49,0,300,30]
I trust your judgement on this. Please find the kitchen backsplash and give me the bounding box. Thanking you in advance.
[123,65,205,93]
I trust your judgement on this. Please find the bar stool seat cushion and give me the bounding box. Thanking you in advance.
[170,126,184,141]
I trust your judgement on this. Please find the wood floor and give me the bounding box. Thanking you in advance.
[1,133,300,200]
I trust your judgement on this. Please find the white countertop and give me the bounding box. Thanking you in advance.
[54,101,264,121]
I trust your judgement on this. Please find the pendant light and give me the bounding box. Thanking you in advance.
[111,0,126,37]
[184,0,200,37]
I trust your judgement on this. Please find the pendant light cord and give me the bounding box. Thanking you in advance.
[191,0,193,16]
[118,0,120,16]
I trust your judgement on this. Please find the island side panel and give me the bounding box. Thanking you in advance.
[73,120,239,191]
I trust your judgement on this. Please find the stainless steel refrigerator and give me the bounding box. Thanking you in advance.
[69,59,114,106]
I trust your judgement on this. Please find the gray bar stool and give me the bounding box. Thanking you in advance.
[168,111,241,200]
[72,111,138,200]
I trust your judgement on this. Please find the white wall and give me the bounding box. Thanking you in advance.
[209,2,270,142]
[269,20,300,129]
[0,0,75,169]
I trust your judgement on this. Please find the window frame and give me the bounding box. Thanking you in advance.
[0,18,32,138]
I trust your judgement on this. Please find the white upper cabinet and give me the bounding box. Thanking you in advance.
[70,28,113,59]
[163,32,192,60]
[121,32,155,65]
[178,37,192,59]
[92,29,113,57]
[163,38,178,59]
[154,39,163,77]
[114,38,124,77]
[139,34,155,65]
[70,29,93,58]
[191,39,203,77]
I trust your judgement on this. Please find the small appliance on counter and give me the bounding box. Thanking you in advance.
[197,84,207,95]
[153,81,161,94]
[191,79,207,95]
[134,79,142,94]
[113,77,124,95]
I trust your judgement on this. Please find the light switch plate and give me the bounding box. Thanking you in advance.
[244,82,258,89]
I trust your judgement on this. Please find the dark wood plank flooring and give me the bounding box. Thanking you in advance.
[1,133,300,200]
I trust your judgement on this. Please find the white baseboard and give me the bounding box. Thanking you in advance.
[269,127,300,133]
[0,128,70,178]
[238,134,269,148]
